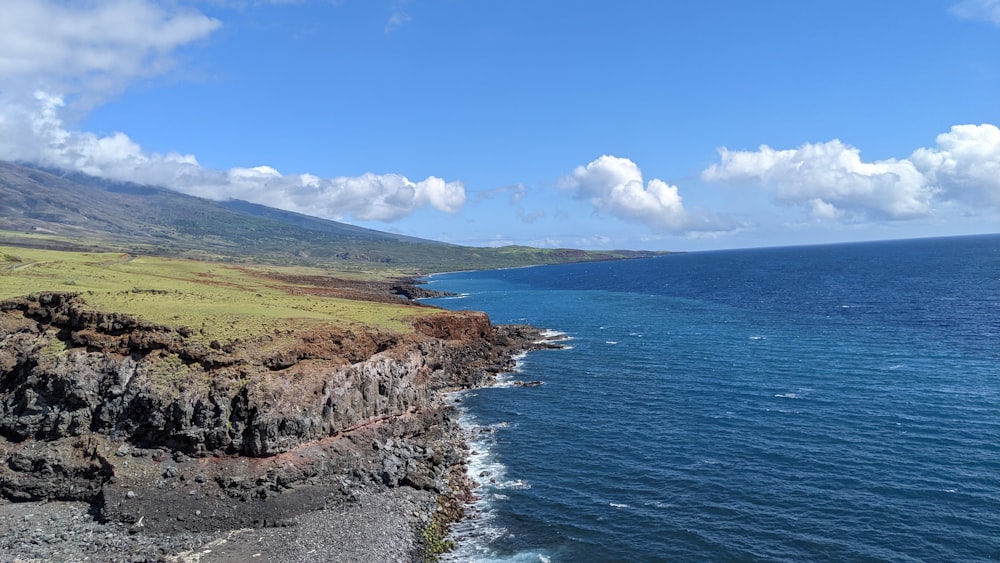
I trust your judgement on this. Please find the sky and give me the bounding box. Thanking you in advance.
[1,0,1000,251]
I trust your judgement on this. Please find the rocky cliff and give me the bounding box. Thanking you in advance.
[0,292,548,535]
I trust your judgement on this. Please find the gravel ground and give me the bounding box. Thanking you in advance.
[0,487,436,563]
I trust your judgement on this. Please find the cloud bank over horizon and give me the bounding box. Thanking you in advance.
[0,0,466,224]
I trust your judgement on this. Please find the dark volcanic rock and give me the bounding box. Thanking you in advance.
[0,291,547,547]
[390,282,457,300]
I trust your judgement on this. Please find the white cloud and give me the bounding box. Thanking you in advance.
[809,198,843,220]
[911,124,1000,208]
[561,155,686,231]
[560,155,731,234]
[4,93,465,222]
[702,125,1000,221]
[702,140,936,221]
[0,1,466,224]
[951,0,1000,26]
[0,0,221,111]
[219,167,464,222]
[385,10,412,33]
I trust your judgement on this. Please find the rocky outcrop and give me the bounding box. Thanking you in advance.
[390,281,457,300]
[0,292,549,535]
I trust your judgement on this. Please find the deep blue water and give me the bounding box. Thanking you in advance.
[424,234,1000,562]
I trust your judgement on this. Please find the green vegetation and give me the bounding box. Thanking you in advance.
[38,333,71,361]
[0,161,665,343]
[422,509,456,562]
[143,351,215,397]
[0,161,663,273]
[0,227,660,274]
[0,246,429,341]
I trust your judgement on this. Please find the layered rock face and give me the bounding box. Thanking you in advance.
[0,293,542,533]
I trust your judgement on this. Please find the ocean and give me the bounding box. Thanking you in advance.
[423,234,1000,562]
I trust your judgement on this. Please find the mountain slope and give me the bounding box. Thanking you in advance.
[0,161,661,271]
[217,199,448,246]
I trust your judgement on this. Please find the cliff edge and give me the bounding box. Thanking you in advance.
[0,292,550,555]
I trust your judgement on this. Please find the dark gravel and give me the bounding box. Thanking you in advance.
[0,487,436,563]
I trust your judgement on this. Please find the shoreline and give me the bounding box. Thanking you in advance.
[0,292,557,562]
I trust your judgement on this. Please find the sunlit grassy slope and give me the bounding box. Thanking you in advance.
[0,246,427,340]
[1,162,665,342]
[0,162,662,272]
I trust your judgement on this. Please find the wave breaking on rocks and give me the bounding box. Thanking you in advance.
[0,292,556,561]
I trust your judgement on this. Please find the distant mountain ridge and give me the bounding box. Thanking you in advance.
[216,199,447,246]
[0,161,662,271]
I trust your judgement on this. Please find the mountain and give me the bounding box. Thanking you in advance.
[216,199,445,246]
[0,161,661,271]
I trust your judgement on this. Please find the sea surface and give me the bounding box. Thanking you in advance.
[422,234,1000,562]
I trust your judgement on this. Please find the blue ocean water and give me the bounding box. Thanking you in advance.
[424,234,1000,562]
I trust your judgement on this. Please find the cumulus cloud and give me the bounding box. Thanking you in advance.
[702,125,1000,221]
[560,155,730,234]
[4,93,465,222]
[218,166,464,222]
[0,0,466,223]
[911,124,1000,208]
[702,140,935,221]
[951,0,1000,26]
[0,0,221,111]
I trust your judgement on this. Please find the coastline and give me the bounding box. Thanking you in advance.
[0,292,557,562]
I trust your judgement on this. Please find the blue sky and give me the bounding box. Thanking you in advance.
[2,1,999,250]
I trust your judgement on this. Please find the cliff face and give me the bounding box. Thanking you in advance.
[0,293,541,532]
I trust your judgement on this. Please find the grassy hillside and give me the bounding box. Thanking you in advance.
[0,246,429,340]
[0,161,667,340]
[0,161,662,273]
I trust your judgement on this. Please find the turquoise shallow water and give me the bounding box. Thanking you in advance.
[424,234,1000,562]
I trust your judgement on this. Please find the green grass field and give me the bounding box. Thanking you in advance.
[1,246,428,341]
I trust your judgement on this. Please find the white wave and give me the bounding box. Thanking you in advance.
[449,553,553,563]
[496,478,531,490]
[610,502,630,509]
[766,407,802,414]
[749,335,766,341]
[491,379,519,389]
[511,351,528,372]
[535,329,572,344]
[443,378,549,562]
[774,393,799,399]
[444,403,525,562]
[437,293,471,300]
[606,341,618,345]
